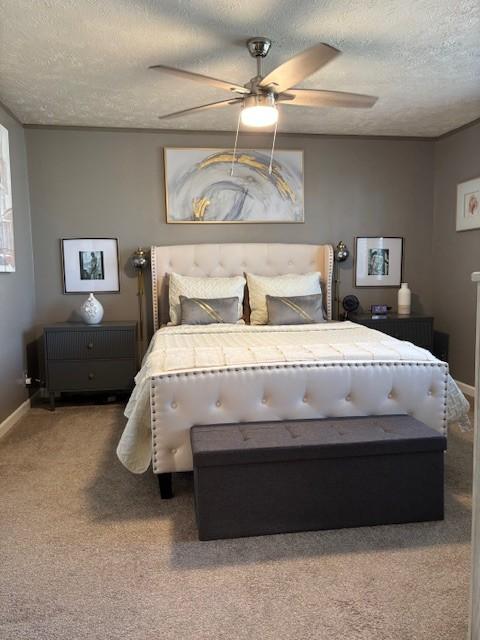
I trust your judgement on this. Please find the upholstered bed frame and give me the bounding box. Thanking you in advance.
[151,243,334,329]
[142,243,448,492]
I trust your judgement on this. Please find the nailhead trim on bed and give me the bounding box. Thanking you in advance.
[151,245,159,333]
[150,243,334,330]
[149,360,449,472]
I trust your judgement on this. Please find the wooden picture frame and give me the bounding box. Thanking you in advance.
[163,147,304,223]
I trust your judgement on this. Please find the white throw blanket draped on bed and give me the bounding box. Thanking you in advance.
[117,322,470,473]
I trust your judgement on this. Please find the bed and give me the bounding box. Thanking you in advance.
[117,243,469,476]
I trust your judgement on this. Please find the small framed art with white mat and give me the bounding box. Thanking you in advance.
[61,238,120,293]
[354,236,403,287]
[456,176,480,231]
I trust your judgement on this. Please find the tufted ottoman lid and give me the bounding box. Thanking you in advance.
[191,415,446,467]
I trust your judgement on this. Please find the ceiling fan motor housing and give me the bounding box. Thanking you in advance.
[243,93,275,109]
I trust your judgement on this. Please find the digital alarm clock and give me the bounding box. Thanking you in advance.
[371,304,388,315]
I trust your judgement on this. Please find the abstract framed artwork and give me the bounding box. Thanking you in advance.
[0,124,15,273]
[164,147,304,223]
[354,236,403,287]
[456,176,480,231]
[61,238,120,293]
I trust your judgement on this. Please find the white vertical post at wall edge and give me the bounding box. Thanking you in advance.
[469,271,480,640]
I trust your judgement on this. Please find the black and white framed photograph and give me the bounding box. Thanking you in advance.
[354,236,403,287]
[61,238,119,293]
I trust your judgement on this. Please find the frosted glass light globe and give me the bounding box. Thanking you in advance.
[240,105,278,128]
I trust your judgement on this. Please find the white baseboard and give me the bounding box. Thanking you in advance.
[0,394,34,440]
[455,380,475,398]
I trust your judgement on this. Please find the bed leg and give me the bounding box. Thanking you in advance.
[158,473,174,499]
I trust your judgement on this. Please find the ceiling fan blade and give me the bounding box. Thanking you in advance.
[259,43,340,93]
[149,64,249,94]
[158,98,243,120]
[277,89,378,108]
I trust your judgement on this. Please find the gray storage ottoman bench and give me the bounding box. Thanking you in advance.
[190,415,446,541]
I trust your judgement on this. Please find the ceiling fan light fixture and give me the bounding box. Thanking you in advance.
[241,105,278,127]
[240,93,278,128]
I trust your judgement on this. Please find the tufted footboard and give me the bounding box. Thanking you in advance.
[150,360,448,474]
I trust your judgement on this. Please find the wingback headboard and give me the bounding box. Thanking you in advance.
[151,243,334,330]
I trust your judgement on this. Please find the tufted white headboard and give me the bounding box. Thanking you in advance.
[151,243,334,330]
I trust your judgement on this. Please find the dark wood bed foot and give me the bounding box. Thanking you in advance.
[158,473,174,499]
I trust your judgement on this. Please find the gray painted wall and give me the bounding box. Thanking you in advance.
[25,127,434,340]
[0,106,35,423]
[0,113,476,418]
[432,121,480,386]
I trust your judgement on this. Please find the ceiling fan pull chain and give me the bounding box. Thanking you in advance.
[230,108,242,177]
[268,117,278,175]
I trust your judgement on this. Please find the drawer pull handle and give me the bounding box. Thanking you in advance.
[87,342,94,350]
[88,373,95,380]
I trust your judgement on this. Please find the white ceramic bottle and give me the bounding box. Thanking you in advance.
[79,293,104,324]
[397,283,411,315]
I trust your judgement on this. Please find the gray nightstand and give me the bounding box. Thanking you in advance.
[44,322,137,410]
[350,313,434,351]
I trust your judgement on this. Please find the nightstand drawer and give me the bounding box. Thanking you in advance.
[45,328,135,360]
[47,359,136,392]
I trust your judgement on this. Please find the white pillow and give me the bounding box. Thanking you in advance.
[246,272,322,325]
[168,273,246,325]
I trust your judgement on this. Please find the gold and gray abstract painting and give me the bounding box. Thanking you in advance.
[165,148,304,223]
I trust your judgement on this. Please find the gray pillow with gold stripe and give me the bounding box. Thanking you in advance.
[266,293,325,325]
[180,296,239,325]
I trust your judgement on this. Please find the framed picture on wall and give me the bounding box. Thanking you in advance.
[456,176,480,231]
[61,238,120,293]
[163,147,304,223]
[0,124,15,273]
[354,236,403,287]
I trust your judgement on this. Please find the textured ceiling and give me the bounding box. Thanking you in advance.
[0,0,479,136]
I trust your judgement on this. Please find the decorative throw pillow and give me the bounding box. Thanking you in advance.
[266,294,325,325]
[246,272,322,325]
[180,296,239,325]
[168,273,246,325]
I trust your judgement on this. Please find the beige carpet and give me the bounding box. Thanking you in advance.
[0,403,473,640]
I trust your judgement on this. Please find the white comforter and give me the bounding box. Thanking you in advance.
[117,322,470,473]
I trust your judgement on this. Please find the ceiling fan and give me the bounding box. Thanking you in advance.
[150,37,378,128]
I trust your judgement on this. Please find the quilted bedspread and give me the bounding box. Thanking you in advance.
[117,322,470,473]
